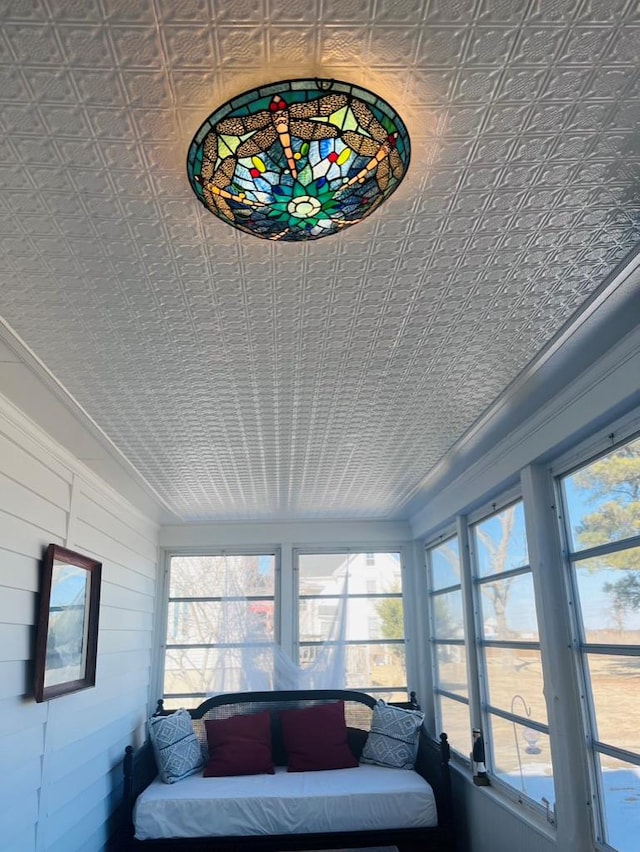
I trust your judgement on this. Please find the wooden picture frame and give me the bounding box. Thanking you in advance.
[34,544,102,703]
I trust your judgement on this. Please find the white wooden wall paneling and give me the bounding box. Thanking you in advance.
[0,720,43,764]
[47,749,121,813]
[0,696,46,736]
[46,686,149,752]
[0,756,42,800]
[42,732,141,817]
[0,392,158,851]
[102,560,156,596]
[47,796,111,852]
[98,648,150,680]
[74,485,158,561]
[0,412,73,487]
[0,794,39,844]
[0,430,70,505]
[0,584,35,624]
[0,511,63,560]
[73,518,156,578]
[100,579,154,615]
[0,548,39,591]
[46,752,132,843]
[44,775,111,844]
[46,717,141,783]
[159,518,412,548]
[0,622,31,660]
[4,827,36,852]
[0,659,31,699]
[0,469,68,537]
[99,627,153,655]
[99,603,153,632]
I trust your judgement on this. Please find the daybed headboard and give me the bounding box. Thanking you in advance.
[162,689,380,761]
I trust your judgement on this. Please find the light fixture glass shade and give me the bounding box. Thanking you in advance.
[187,79,410,242]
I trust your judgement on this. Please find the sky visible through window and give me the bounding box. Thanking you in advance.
[560,438,640,852]
[562,442,640,634]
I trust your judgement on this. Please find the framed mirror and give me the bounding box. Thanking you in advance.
[34,544,102,703]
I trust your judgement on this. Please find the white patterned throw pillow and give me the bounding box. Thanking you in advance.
[360,700,425,770]
[148,709,204,784]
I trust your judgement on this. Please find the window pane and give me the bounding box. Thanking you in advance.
[298,596,402,642]
[436,694,470,755]
[434,644,468,698]
[432,589,465,639]
[473,502,529,577]
[575,554,640,643]
[170,554,275,597]
[163,698,193,711]
[597,753,640,852]
[484,647,547,725]
[342,643,406,690]
[430,538,460,590]
[562,435,640,552]
[165,645,277,698]
[167,600,275,644]
[297,552,406,696]
[489,715,555,806]
[163,646,225,697]
[587,653,640,753]
[478,573,540,641]
[298,552,401,595]
[299,598,340,641]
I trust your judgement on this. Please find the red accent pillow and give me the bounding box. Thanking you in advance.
[279,701,359,772]
[203,710,275,777]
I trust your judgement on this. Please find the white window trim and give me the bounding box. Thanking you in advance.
[550,406,640,479]
[552,431,640,849]
[293,546,410,698]
[426,528,472,760]
[468,496,556,820]
[156,546,281,704]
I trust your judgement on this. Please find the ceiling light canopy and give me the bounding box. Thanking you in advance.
[187,79,410,242]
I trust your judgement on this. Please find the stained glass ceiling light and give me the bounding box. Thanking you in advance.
[187,79,410,242]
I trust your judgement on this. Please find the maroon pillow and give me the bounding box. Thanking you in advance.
[203,711,274,777]
[279,701,359,772]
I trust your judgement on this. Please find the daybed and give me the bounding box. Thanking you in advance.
[123,688,454,852]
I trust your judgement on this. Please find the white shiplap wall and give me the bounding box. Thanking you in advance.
[0,395,158,852]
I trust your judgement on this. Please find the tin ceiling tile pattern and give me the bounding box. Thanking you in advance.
[0,0,638,521]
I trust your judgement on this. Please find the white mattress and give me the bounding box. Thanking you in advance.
[133,763,438,840]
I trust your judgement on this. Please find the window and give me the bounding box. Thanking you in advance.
[162,553,276,709]
[162,549,407,707]
[470,500,555,809]
[426,535,470,755]
[297,551,406,700]
[558,433,640,852]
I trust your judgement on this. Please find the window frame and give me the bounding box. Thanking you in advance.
[158,547,281,705]
[467,494,555,815]
[425,530,470,758]
[293,546,408,699]
[553,428,640,849]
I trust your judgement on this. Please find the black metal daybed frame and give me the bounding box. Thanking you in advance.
[123,688,455,852]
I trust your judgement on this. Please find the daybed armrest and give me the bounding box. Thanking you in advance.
[123,741,157,832]
[415,730,453,830]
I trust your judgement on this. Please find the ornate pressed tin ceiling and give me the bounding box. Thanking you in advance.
[0,0,638,522]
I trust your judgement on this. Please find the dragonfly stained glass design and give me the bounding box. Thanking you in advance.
[187,79,410,242]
